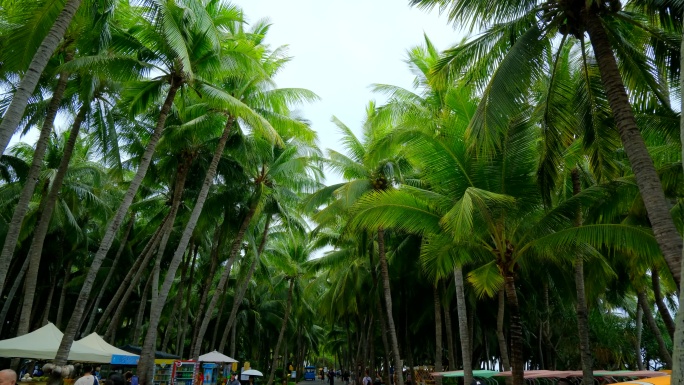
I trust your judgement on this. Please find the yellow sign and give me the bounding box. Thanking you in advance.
[232,363,238,372]
[244,362,250,370]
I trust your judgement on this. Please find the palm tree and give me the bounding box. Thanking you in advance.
[265,229,317,385]
[408,0,683,290]
[0,0,84,155]
[52,0,241,371]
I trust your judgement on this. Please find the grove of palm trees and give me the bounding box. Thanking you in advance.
[0,2,682,385]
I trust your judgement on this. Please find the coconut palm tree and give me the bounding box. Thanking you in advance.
[408,0,683,291]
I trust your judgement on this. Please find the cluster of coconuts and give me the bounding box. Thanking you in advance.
[371,173,388,190]
[41,364,75,378]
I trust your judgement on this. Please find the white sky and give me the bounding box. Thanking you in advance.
[239,0,464,183]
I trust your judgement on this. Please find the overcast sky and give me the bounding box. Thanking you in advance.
[239,0,464,183]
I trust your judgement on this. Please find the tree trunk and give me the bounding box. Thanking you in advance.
[375,298,391,384]
[433,285,443,385]
[585,13,682,286]
[10,53,75,335]
[496,290,510,371]
[638,288,673,367]
[0,0,82,156]
[138,116,233,385]
[267,279,295,385]
[230,316,237,358]
[133,277,151,345]
[453,266,472,385]
[219,215,272,352]
[41,276,57,326]
[192,168,257,358]
[441,283,456,371]
[211,289,228,351]
[178,244,198,357]
[51,80,180,371]
[503,273,523,385]
[636,294,644,370]
[651,266,675,339]
[673,17,684,385]
[572,168,593,385]
[377,228,404,385]
[191,213,227,354]
[55,260,73,329]
[94,218,166,334]
[83,215,134,336]
[0,257,29,335]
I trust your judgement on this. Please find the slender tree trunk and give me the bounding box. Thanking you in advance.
[211,289,228,350]
[636,295,644,371]
[0,0,82,157]
[638,288,673,367]
[377,228,404,385]
[178,244,198,357]
[496,290,510,371]
[133,277,151,345]
[41,276,57,326]
[11,54,75,336]
[651,266,675,339]
[55,260,73,329]
[375,298,391,384]
[138,116,233,385]
[230,317,237,358]
[433,285,443,385]
[572,168,593,385]
[219,216,272,352]
[441,283,456,371]
[503,273,523,385]
[191,213,226,354]
[83,215,134,336]
[585,13,682,286]
[453,266,472,385]
[673,16,684,385]
[192,169,257,357]
[51,80,181,374]
[170,247,190,356]
[94,218,165,334]
[0,257,29,335]
[267,279,295,385]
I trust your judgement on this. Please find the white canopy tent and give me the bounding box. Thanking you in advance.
[198,351,237,363]
[77,333,138,358]
[0,323,110,362]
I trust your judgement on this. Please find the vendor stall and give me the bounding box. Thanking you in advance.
[0,323,110,362]
[198,351,238,385]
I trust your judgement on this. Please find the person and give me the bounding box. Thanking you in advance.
[405,373,412,385]
[342,370,349,385]
[362,371,371,385]
[373,374,381,385]
[327,369,335,385]
[109,373,126,385]
[320,370,324,382]
[229,374,240,385]
[0,369,17,385]
[75,366,99,385]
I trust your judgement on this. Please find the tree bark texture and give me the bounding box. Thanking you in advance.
[496,290,510,371]
[503,274,523,385]
[651,266,675,339]
[52,81,180,368]
[55,260,73,329]
[133,277,151,345]
[433,285,443,385]
[377,228,404,385]
[586,12,682,286]
[441,283,456,371]
[454,266,473,385]
[636,295,644,371]
[638,288,673,367]
[138,115,233,385]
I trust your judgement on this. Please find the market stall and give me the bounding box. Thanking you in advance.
[0,323,110,362]
[198,351,238,385]
[77,333,139,365]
